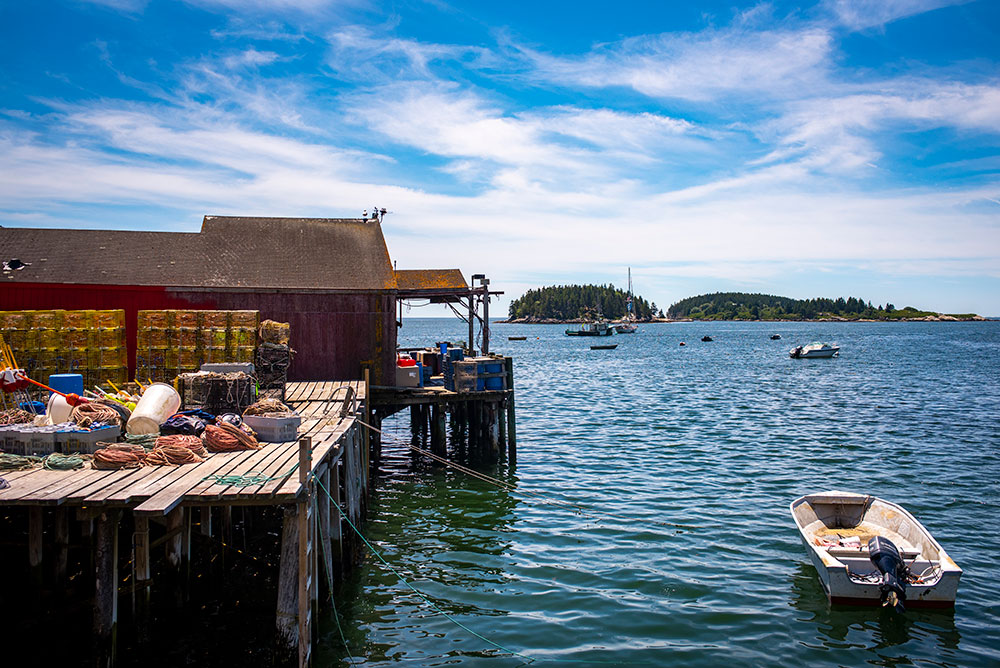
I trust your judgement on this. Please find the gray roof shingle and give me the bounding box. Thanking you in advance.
[0,216,397,291]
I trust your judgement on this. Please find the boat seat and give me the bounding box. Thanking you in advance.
[826,546,921,559]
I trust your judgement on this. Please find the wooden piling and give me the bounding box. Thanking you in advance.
[94,510,120,668]
[504,357,517,465]
[318,466,333,598]
[431,404,446,456]
[54,508,69,583]
[199,506,212,537]
[28,507,43,588]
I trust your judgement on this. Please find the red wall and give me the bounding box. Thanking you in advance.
[0,283,396,383]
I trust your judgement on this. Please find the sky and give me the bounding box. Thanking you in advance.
[1,1,999,316]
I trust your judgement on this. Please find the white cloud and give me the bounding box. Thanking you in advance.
[326,27,498,82]
[222,48,281,69]
[78,0,148,12]
[757,82,1000,173]
[826,0,970,30]
[526,27,834,102]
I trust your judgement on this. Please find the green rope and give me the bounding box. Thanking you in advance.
[201,463,298,487]
[314,491,358,665]
[0,453,42,471]
[42,452,88,470]
[125,432,158,449]
[313,475,535,663]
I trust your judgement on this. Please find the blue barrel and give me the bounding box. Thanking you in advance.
[48,373,84,396]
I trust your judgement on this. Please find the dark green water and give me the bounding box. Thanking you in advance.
[321,320,1000,667]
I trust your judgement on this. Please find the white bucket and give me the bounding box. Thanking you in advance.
[47,393,74,425]
[126,383,181,435]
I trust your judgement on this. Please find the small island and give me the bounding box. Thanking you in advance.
[503,288,984,322]
[667,292,984,321]
[505,284,659,323]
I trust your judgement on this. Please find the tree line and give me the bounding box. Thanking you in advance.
[666,292,936,320]
[508,284,658,321]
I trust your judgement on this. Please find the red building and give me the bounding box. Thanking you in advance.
[0,216,398,383]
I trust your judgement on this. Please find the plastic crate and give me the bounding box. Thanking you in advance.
[57,425,121,454]
[6,428,58,457]
[243,415,301,443]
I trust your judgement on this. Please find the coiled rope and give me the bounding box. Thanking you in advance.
[203,422,260,453]
[71,400,126,429]
[0,408,35,426]
[146,443,204,467]
[155,434,207,458]
[43,452,90,470]
[93,443,147,469]
[125,432,159,449]
[0,453,42,471]
[242,398,295,417]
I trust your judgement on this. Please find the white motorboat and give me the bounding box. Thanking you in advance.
[790,491,962,610]
[790,342,839,358]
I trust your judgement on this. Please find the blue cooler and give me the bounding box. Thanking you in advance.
[48,373,84,396]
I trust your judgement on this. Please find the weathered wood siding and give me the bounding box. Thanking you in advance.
[0,283,396,384]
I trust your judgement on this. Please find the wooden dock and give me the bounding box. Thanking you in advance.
[372,356,517,465]
[0,379,369,668]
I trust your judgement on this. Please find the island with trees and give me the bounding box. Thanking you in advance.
[505,284,660,322]
[666,292,984,321]
[503,288,985,322]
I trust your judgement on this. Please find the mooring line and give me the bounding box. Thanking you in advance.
[313,491,359,666]
[406,443,696,532]
[314,474,536,663]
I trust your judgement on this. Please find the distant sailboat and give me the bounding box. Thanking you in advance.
[615,268,639,334]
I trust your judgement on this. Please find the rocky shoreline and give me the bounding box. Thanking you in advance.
[499,314,988,324]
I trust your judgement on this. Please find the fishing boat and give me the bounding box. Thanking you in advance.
[771,334,781,340]
[591,344,617,350]
[613,268,639,334]
[565,321,614,337]
[790,342,839,358]
[790,491,962,610]
[701,336,713,342]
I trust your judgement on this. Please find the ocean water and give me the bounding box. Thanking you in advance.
[320,319,1000,667]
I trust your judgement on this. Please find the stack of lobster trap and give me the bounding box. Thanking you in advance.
[136,310,259,383]
[0,309,127,389]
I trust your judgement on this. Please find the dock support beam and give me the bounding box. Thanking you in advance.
[431,404,446,456]
[505,357,517,465]
[54,509,69,584]
[94,510,120,668]
[28,507,43,588]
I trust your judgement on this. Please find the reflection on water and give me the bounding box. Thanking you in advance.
[319,320,1000,667]
[791,562,961,659]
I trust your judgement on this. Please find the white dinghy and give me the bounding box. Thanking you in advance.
[790,491,961,610]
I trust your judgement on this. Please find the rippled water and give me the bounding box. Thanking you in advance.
[320,320,1000,667]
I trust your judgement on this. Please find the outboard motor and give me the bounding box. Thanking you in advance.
[868,536,907,612]
[789,346,803,358]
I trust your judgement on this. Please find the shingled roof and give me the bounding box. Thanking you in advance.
[395,269,468,292]
[0,216,397,291]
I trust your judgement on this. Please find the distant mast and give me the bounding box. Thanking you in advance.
[627,267,633,321]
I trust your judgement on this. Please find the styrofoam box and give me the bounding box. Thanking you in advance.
[243,414,301,443]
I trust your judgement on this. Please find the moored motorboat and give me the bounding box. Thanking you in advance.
[565,321,614,337]
[701,335,713,342]
[591,344,617,350]
[508,336,527,341]
[771,334,781,340]
[614,323,638,334]
[790,342,839,358]
[790,491,961,610]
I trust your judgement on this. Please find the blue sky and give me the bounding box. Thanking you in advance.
[1,0,999,315]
